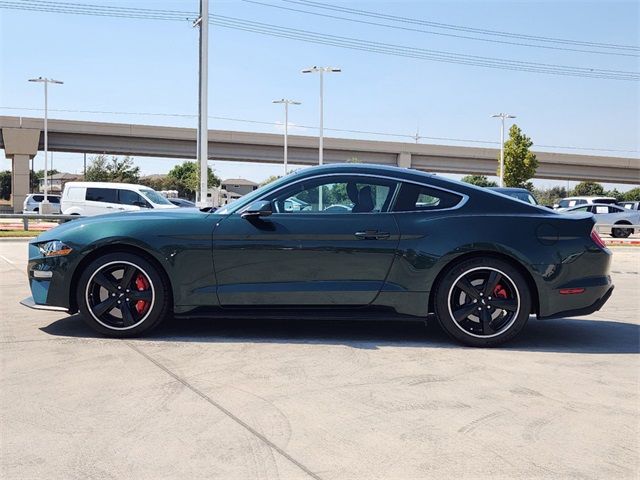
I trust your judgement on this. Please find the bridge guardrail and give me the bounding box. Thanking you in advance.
[0,213,84,231]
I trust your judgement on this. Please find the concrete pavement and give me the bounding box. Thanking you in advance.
[1,241,639,479]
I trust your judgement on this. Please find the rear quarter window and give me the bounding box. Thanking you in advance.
[393,183,463,212]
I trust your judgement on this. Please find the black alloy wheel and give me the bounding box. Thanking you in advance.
[434,257,531,347]
[77,252,170,337]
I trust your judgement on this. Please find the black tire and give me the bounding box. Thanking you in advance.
[611,224,632,238]
[34,208,39,213]
[433,257,531,347]
[77,252,171,337]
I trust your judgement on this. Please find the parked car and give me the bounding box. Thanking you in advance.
[619,201,640,211]
[564,203,639,238]
[23,194,62,214]
[168,198,196,208]
[554,196,618,211]
[487,187,539,205]
[22,164,613,347]
[61,182,178,216]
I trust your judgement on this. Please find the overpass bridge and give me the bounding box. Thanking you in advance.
[1,115,638,212]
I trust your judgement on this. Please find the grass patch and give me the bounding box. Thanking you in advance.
[0,230,40,238]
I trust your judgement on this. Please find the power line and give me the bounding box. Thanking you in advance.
[2,106,638,154]
[210,15,639,80]
[1,1,638,81]
[241,0,640,58]
[283,0,640,52]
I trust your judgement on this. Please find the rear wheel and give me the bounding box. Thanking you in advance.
[77,252,170,337]
[434,257,531,347]
[611,223,632,238]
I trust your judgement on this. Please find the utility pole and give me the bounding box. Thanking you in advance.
[490,113,516,187]
[194,0,209,206]
[83,153,87,177]
[28,76,63,213]
[273,99,301,175]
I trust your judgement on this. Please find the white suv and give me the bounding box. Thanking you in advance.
[61,182,178,216]
[554,196,618,211]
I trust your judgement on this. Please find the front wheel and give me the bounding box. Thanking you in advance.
[77,252,171,337]
[434,258,531,347]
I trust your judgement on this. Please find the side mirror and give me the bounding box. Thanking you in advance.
[241,200,272,219]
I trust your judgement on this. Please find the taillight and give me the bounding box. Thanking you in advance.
[590,228,606,249]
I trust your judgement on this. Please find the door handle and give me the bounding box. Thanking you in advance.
[354,230,390,240]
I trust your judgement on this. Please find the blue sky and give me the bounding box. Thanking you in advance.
[0,0,638,189]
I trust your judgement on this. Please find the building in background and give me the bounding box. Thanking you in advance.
[221,178,258,197]
[39,172,82,193]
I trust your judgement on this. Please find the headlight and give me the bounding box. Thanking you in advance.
[38,240,73,257]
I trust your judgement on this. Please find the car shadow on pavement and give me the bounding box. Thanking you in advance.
[40,314,639,354]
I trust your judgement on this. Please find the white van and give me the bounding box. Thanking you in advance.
[61,182,179,216]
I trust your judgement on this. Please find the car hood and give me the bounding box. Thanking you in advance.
[32,208,223,243]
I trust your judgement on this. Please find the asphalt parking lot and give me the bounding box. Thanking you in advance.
[1,240,638,480]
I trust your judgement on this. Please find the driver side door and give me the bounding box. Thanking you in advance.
[212,174,401,307]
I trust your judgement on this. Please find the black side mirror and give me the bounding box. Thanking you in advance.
[241,200,272,219]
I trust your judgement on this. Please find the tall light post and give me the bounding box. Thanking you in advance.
[29,77,63,212]
[273,99,301,175]
[193,0,209,206]
[301,66,341,166]
[491,113,516,187]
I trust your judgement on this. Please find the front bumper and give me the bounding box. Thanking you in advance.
[20,296,69,312]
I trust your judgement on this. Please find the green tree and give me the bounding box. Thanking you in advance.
[166,161,220,200]
[260,175,281,186]
[501,124,538,188]
[605,188,624,201]
[85,155,111,182]
[623,187,640,201]
[139,176,168,192]
[571,181,604,197]
[461,175,497,188]
[534,186,567,207]
[85,155,140,183]
[0,170,11,200]
[108,156,140,183]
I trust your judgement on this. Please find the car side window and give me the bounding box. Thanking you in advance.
[86,188,117,203]
[574,206,590,212]
[393,183,463,212]
[594,206,609,214]
[118,189,146,206]
[266,176,398,214]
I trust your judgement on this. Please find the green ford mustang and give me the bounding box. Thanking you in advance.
[21,164,613,347]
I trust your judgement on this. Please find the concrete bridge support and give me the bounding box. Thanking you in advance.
[2,128,40,213]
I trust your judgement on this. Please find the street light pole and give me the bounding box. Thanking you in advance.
[302,66,341,166]
[194,0,209,206]
[28,77,63,212]
[490,113,516,187]
[273,99,301,175]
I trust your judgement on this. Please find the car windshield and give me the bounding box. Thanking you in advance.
[216,174,297,214]
[140,188,172,205]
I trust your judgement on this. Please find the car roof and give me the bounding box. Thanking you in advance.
[63,181,150,189]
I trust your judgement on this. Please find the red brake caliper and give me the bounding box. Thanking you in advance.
[134,274,149,314]
[493,284,508,299]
